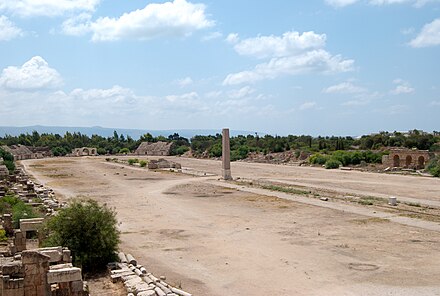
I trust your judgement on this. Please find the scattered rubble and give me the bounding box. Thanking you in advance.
[109,252,192,296]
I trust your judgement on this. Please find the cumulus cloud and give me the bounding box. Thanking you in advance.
[0,15,23,41]
[325,0,437,7]
[390,79,415,95]
[225,33,239,44]
[0,0,100,17]
[61,13,92,36]
[299,101,317,110]
[176,77,193,87]
[0,56,63,90]
[325,0,360,7]
[323,82,366,94]
[227,86,255,99]
[410,18,440,48]
[223,48,354,85]
[202,31,222,41]
[232,31,327,59]
[70,0,214,41]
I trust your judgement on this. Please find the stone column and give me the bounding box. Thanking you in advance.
[222,128,232,180]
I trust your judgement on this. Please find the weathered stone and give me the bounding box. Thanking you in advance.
[118,252,127,263]
[171,287,193,296]
[126,253,137,266]
[222,128,232,180]
[47,267,82,284]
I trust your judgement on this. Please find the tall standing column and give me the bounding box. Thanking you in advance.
[222,128,232,180]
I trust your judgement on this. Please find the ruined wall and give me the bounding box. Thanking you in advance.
[382,148,431,169]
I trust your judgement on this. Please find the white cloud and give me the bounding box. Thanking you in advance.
[390,79,415,95]
[323,82,366,94]
[227,86,255,99]
[0,56,63,90]
[202,31,222,41]
[299,101,317,110]
[325,0,438,7]
[176,77,193,87]
[233,31,326,59]
[225,33,239,44]
[430,100,440,106]
[410,18,440,48]
[223,49,354,85]
[61,13,92,36]
[0,0,100,17]
[0,15,23,41]
[85,0,213,42]
[326,0,360,7]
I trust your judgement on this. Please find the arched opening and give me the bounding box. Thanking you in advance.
[393,155,400,167]
[83,148,89,155]
[418,156,425,168]
[406,155,412,167]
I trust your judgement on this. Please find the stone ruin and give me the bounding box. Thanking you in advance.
[109,252,192,296]
[71,148,97,157]
[135,142,173,156]
[0,168,88,296]
[0,164,9,179]
[147,159,181,170]
[382,148,432,170]
[0,247,87,296]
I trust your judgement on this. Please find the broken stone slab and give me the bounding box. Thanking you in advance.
[126,253,137,266]
[137,290,156,296]
[156,281,171,294]
[118,251,127,263]
[134,282,154,293]
[171,287,193,296]
[134,268,144,277]
[47,267,82,284]
[154,286,166,296]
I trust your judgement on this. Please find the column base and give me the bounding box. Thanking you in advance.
[222,169,232,180]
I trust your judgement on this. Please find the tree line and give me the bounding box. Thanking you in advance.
[0,129,439,161]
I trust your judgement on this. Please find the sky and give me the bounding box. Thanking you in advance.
[0,0,439,136]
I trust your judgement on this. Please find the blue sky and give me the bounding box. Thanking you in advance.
[0,0,439,136]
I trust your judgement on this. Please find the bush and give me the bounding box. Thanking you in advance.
[119,148,130,154]
[0,195,38,228]
[325,158,342,169]
[309,153,330,165]
[139,160,147,167]
[427,158,440,177]
[44,199,119,272]
[127,158,139,165]
[0,229,7,242]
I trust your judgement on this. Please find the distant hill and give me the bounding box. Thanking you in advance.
[0,125,261,140]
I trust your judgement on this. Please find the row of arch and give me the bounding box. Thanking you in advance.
[393,155,425,169]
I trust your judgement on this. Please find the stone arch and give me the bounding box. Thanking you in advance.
[418,156,425,168]
[393,155,400,167]
[406,155,412,167]
[83,148,89,155]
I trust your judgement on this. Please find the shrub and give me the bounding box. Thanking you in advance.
[0,195,38,228]
[119,148,130,154]
[127,158,139,165]
[427,157,440,177]
[0,229,7,242]
[44,199,119,272]
[309,153,330,165]
[139,160,147,167]
[325,158,342,169]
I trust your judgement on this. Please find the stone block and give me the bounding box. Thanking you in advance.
[47,267,82,284]
[71,280,84,292]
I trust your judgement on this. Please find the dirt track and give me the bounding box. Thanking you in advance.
[22,157,440,296]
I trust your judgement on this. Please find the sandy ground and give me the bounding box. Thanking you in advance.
[21,156,440,296]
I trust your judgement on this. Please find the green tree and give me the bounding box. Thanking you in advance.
[44,199,119,272]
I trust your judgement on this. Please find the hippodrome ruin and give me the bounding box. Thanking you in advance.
[1,129,440,295]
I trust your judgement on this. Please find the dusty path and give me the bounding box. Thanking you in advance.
[22,157,440,296]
